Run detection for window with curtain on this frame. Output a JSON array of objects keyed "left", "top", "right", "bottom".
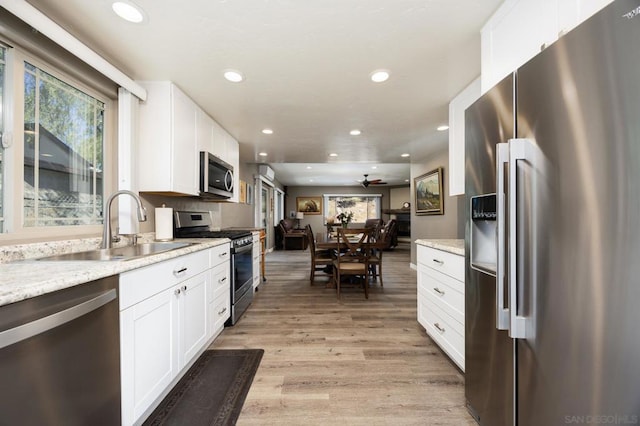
[
  {"left": 23, "top": 61, "right": 105, "bottom": 227},
  {"left": 323, "top": 194, "right": 382, "bottom": 224}
]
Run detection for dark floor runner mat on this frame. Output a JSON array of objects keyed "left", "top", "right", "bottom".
[{"left": 144, "top": 349, "right": 264, "bottom": 426}]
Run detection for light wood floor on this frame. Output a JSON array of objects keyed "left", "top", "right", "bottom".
[{"left": 211, "top": 243, "right": 476, "bottom": 425}]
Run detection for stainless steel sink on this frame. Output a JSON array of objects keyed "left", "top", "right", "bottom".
[{"left": 36, "top": 242, "right": 195, "bottom": 261}]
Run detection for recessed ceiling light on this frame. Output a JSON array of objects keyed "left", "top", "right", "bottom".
[
  {"left": 309, "top": 179, "right": 314, "bottom": 182},
  {"left": 223, "top": 70, "right": 244, "bottom": 83},
  {"left": 437, "top": 125, "right": 450, "bottom": 131},
  {"left": 258, "top": 152, "right": 268, "bottom": 157},
  {"left": 371, "top": 166, "right": 377, "bottom": 169},
  {"left": 405, "top": 179, "right": 410, "bottom": 182},
  {"left": 350, "top": 129, "right": 361, "bottom": 136},
  {"left": 306, "top": 166, "right": 312, "bottom": 169},
  {"left": 262, "top": 128, "right": 273, "bottom": 135},
  {"left": 401, "top": 153, "right": 410, "bottom": 157},
  {"left": 370, "top": 70, "right": 390, "bottom": 83},
  {"left": 40, "top": 153, "right": 53, "bottom": 157},
  {"left": 329, "top": 153, "right": 338, "bottom": 157},
  {"left": 112, "top": 1, "right": 146, "bottom": 23}
]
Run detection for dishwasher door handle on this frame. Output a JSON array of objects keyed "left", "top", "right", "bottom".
[{"left": 0, "top": 289, "right": 117, "bottom": 349}]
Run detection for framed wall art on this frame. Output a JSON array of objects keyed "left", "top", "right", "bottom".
[
  {"left": 296, "top": 196, "right": 322, "bottom": 215},
  {"left": 414, "top": 167, "right": 444, "bottom": 215}
]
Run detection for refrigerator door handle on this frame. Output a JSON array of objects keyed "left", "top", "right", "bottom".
[
  {"left": 508, "top": 138, "right": 531, "bottom": 339},
  {"left": 496, "top": 142, "right": 510, "bottom": 331}
]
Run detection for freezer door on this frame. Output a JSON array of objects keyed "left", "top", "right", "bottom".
[
  {"left": 464, "top": 73, "right": 515, "bottom": 426},
  {"left": 515, "top": 1, "right": 640, "bottom": 424}
]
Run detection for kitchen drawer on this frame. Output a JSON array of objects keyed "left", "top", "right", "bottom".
[
  {"left": 419, "top": 293, "right": 465, "bottom": 370},
  {"left": 120, "top": 249, "right": 209, "bottom": 310},
  {"left": 417, "top": 245, "right": 464, "bottom": 282},
  {"left": 418, "top": 266, "right": 464, "bottom": 323},
  {"left": 209, "top": 261, "right": 230, "bottom": 302},
  {"left": 209, "top": 243, "right": 231, "bottom": 268},
  {"left": 210, "top": 292, "right": 230, "bottom": 337}
]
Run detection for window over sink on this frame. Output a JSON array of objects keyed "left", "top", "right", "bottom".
[{"left": 23, "top": 62, "right": 105, "bottom": 227}]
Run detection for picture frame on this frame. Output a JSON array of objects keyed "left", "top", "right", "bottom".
[
  {"left": 296, "top": 196, "right": 322, "bottom": 215},
  {"left": 239, "top": 180, "right": 247, "bottom": 203},
  {"left": 414, "top": 167, "right": 444, "bottom": 215},
  {"left": 246, "top": 183, "right": 254, "bottom": 205}
]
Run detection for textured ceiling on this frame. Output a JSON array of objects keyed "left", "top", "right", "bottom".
[{"left": 23, "top": 0, "right": 503, "bottom": 186}]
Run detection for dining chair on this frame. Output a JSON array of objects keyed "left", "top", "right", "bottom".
[
  {"left": 332, "top": 227, "right": 373, "bottom": 299},
  {"left": 305, "top": 225, "right": 334, "bottom": 285},
  {"left": 368, "top": 229, "right": 384, "bottom": 286}
]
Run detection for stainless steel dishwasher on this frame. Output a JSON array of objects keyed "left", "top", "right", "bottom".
[{"left": 0, "top": 275, "right": 121, "bottom": 425}]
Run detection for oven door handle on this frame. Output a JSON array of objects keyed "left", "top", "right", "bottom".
[{"left": 233, "top": 243, "right": 253, "bottom": 255}]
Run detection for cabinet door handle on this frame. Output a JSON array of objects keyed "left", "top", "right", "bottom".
[
  {"left": 434, "top": 323, "right": 446, "bottom": 333},
  {"left": 433, "top": 287, "right": 445, "bottom": 296},
  {"left": 174, "top": 288, "right": 181, "bottom": 296},
  {"left": 181, "top": 285, "right": 187, "bottom": 291},
  {"left": 174, "top": 267, "right": 187, "bottom": 276},
  {"left": 219, "top": 252, "right": 228, "bottom": 257},
  {"left": 432, "top": 259, "right": 444, "bottom": 265},
  {"left": 218, "top": 307, "right": 227, "bottom": 315},
  {"left": 219, "top": 277, "right": 227, "bottom": 283}
]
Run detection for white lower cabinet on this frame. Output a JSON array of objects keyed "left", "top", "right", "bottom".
[
  {"left": 120, "top": 286, "right": 179, "bottom": 426},
  {"left": 417, "top": 244, "right": 465, "bottom": 371},
  {"left": 119, "top": 244, "right": 230, "bottom": 426}
]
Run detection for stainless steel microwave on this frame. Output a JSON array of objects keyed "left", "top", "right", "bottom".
[{"left": 199, "top": 151, "right": 234, "bottom": 199}]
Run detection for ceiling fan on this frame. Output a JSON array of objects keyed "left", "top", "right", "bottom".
[{"left": 361, "top": 174, "right": 387, "bottom": 188}]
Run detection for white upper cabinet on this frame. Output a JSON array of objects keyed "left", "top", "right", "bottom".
[
  {"left": 481, "top": 0, "right": 613, "bottom": 92},
  {"left": 448, "top": 77, "right": 481, "bottom": 196},
  {"left": 138, "top": 81, "right": 199, "bottom": 195},
  {"left": 138, "top": 81, "right": 241, "bottom": 201}
]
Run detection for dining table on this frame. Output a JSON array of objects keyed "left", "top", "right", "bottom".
[{"left": 315, "top": 232, "right": 384, "bottom": 250}]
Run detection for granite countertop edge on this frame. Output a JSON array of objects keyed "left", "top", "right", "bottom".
[
  {"left": 0, "top": 238, "right": 230, "bottom": 307},
  {"left": 414, "top": 238, "right": 465, "bottom": 256}
]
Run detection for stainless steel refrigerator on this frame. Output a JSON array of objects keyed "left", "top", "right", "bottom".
[{"left": 465, "top": 1, "right": 640, "bottom": 425}]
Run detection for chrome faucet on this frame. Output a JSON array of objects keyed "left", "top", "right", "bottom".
[{"left": 101, "top": 190, "right": 148, "bottom": 249}]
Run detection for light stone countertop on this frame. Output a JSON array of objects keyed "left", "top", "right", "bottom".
[
  {"left": 415, "top": 238, "right": 465, "bottom": 256},
  {"left": 0, "top": 238, "right": 230, "bottom": 307}
]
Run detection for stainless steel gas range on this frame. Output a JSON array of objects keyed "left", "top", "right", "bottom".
[{"left": 174, "top": 211, "right": 253, "bottom": 325}]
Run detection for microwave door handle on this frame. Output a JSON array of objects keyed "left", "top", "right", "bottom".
[
  {"left": 224, "top": 170, "right": 234, "bottom": 192},
  {"left": 496, "top": 142, "right": 510, "bottom": 331}
]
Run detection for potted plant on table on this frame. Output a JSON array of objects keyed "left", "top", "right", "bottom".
[{"left": 336, "top": 211, "right": 354, "bottom": 228}]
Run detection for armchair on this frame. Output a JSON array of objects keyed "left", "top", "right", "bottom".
[{"left": 277, "top": 218, "right": 308, "bottom": 250}]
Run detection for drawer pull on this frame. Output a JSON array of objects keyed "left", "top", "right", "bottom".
[
  {"left": 174, "top": 267, "right": 188, "bottom": 275},
  {"left": 217, "top": 307, "right": 227, "bottom": 315},
  {"left": 432, "top": 259, "right": 444, "bottom": 265},
  {"left": 434, "top": 323, "right": 446, "bottom": 333},
  {"left": 219, "top": 252, "right": 228, "bottom": 257},
  {"left": 219, "top": 277, "right": 227, "bottom": 283},
  {"left": 181, "top": 285, "right": 187, "bottom": 291},
  {"left": 174, "top": 288, "right": 181, "bottom": 296},
  {"left": 433, "top": 287, "right": 445, "bottom": 296}
]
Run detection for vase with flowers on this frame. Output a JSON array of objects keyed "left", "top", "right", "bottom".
[{"left": 336, "top": 211, "right": 354, "bottom": 228}]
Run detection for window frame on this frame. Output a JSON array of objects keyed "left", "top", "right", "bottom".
[
  {"left": 322, "top": 193, "right": 383, "bottom": 224},
  {"left": 0, "top": 45, "right": 116, "bottom": 243}
]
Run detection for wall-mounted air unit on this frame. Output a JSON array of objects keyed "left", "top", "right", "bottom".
[{"left": 259, "top": 165, "right": 275, "bottom": 181}]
